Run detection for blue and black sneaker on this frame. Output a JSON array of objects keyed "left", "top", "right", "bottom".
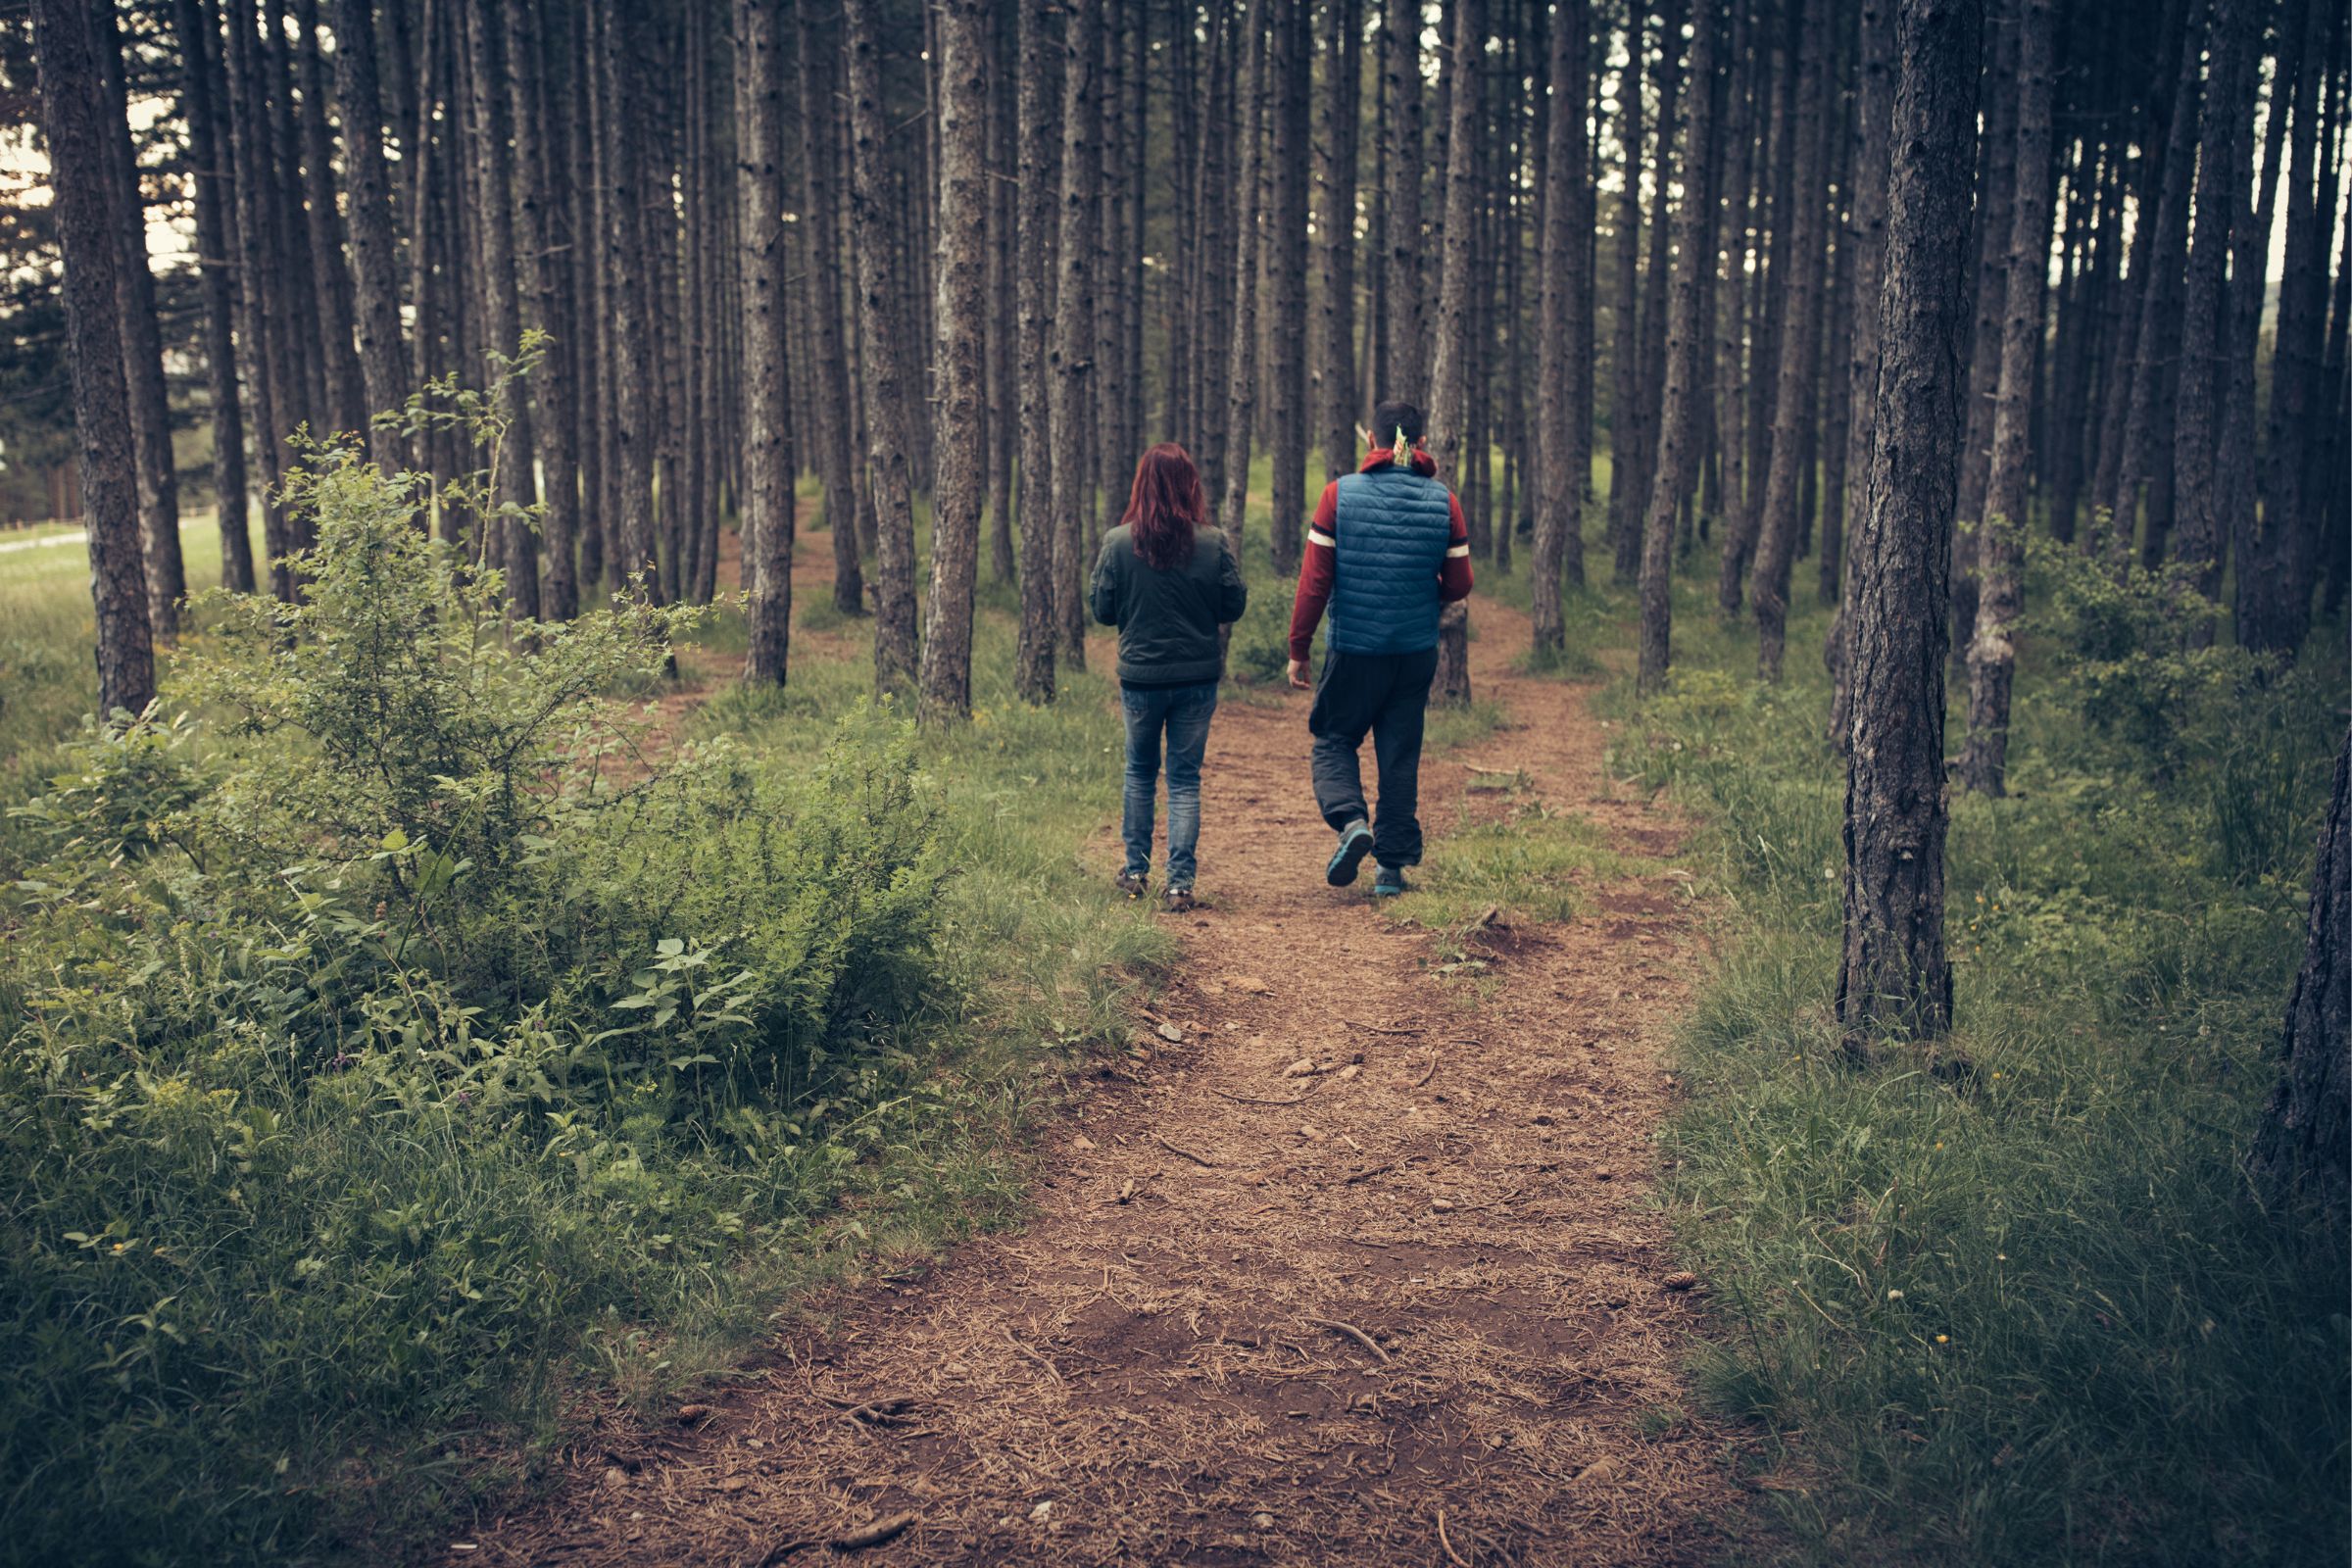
[
  {"left": 1326, "top": 819, "right": 1374, "bottom": 887},
  {"left": 1371, "top": 863, "right": 1411, "bottom": 898}
]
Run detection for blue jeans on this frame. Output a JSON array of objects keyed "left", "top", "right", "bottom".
[{"left": 1120, "top": 680, "right": 1219, "bottom": 889}]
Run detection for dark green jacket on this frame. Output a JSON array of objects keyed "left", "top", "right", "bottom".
[{"left": 1089, "top": 523, "right": 1248, "bottom": 687}]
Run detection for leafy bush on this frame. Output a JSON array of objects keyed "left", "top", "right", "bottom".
[{"left": 0, "top": 444, "right": 967, "bottom": 1562}]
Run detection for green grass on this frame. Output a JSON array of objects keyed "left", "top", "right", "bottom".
[
  {"left": 1611, "top": 548, "right": 2350, "bottom": 1567},
  {"left": 0, "top": 490, "right": 1174, "bottom": 1563}
]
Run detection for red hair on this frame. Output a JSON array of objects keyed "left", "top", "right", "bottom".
[{"left": 1123, "top": 443, "right": 1206, "bottom": 570}]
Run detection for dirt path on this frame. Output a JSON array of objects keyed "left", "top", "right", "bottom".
[{"left": 455, "top": 596, "right": 1743, "bottom": 1566}]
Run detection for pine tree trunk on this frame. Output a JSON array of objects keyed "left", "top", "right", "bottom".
[
  {"left": 600, "top": 0, "right": 661, "bottom": 601},
  {"left": 1051, "top": 0, "right": 1099, "bottom": 662},
  {"left": 294, "top": 0, "right": 368, "bottom": 436},
  {"left": 1384, "top": 0, "right": 1428, "bottom": 396},
  {"left": 1013, "top": 0, "right": 1059, "bottom": 702},
  {"left": 1534, "top": 0, "right": 1592, "bottom": 652},
  {"left": 920, "top": 0, "right": 991, "bottom": 722},
  {"left": 31, "top": 0, "right": 156, "bottom": 716},
  {"left": 1837, "top": 0, "right": 1978, "bottom": 1054},
  {"left": 1269, "top": 0, "right": 1313, "bottom": 577},
  {"left": 2226, "top": 0, "right": 2296, "bottom": 651},
  {"left": 1635, "top": 0, "right": 1718, "bottom": 694},
  {"left": 1748, "top": 0, "right": 1833, "bottom": 682},
  {"left": 2104, "top": 0, "right": 2206, "bottom": 572},
  {"left": 1949, "top": 0, "right": 2019, "bottom": 652},
  {"left": 1316, "top": 0, "right": 1366, "bottom": 483},
  {"left": 2168, "top": 0, "right": 2256, "bottom": 617},
  {"left": 223, "top": 0, "right": 297, "bottom": 599},
  {"left": 988, "top": 0, "right": 1018, "bottom": 586},
  {"left": 505, "top": 0, "right": 579, "bottom": 617},
  {"left": 2250, "top": 727, "right": 2352, "bottom": 1211},
  {"left": 1607, "top": 5, "right": 1645, "bottom": 585},
  {"left": 1624, "top": 0, "right": 1685, "bottom": 582},
  {"left": 1428, "top": 0, "right": 1482, "bottom": 708},
  {"left": 1825, "top": 0, "right": 1890, "bottom": 742},
  {"left": 461, "top": 0, "right": 539, "bottom": 616},
  {"left": 793, "top": 0, "right": 864, "bottom": 617},
  {"left": 845, "top": 0, "right": 923, "bottom": 696},
  {"left": 1816, "top": 57, "right": 1857, "bottom": 606},
  {"left": 176, "top": 0, "right": 257, "bottom": 592},
  {"left": 97, "top": 10, "right": 186, "bottom": 638},
  {"left": 1958, "top": 0, "right": 2053, "bottom": 796},
  {"left": 736, "top": 0, "right": 792, "bottom": 683},
  {"left": 333, "top": 0, "right": 407, "bottom": 470},
  {"left": 1218, "top": 0, "right": 1271, "bottom": 559}
]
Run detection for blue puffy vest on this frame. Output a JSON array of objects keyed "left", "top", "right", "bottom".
[{"left": 1327, "top": 466, "right": 1453, "bottom": 655}]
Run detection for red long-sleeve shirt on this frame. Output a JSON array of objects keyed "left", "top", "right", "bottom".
[{"left": 1288, "top": 446, "right": 1474, "bottom": 662}]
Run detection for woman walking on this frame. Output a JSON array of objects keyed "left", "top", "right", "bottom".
[{"left": 1090, "top": 443, "right": 1248, "bottom": 911}]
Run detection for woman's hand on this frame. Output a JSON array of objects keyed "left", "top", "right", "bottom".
[{"left": 1287, "top": 658, "right": 1311, "bottom": 690}]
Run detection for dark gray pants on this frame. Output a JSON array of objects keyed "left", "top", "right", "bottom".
[{"left": 1307, "top": 645, "right": 1439, "bottom": 867}]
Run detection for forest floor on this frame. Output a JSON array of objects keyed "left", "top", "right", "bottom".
[{"left": 447, "top": 580, "right": 1756, "bottom": 1567}]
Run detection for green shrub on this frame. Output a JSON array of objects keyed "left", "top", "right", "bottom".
[{"left": 0, "top": 443, "right": 983, "bottom": 1563}]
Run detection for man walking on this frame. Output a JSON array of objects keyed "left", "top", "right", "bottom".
[{"left": 1286, "top": 398, "right": 1474, "bottom": 897}]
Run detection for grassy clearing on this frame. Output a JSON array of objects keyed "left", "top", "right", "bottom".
[{"left": 1610, "top": 550, "right": 2349, "bottom": 1567}]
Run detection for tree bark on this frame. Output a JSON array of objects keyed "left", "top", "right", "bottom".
[
  {"left": 222, "top": 0, "right": 297, "bottom": 598},
  {"left": 845, "top": 0, "right": 923, "bottom": 696},
  {"left": 333, "top": 0, "right": 407, "bottom": 471},
  {"left": 1958, "top": 0, "right": 2054, "bottom": 796},
  {"left": 1316, "top": 0, "right": 1367, "bottom": 483},
  {"left": 1428, "top": 0, "right": 1482, "bottom": 707},
  {"left": 1634, "top": 0, "right": 1718, "bottom": 694},
  {"left": 176, "top": 0, "right": 257, "bottom": 592},
  {"left": 1534, "top": 0, "right": 1593, "bottom": 654},
  {"left": 505, "top": 0, "right": 580, "bottom": 617},
  {"left": 1607, "top": 5, "right": 1645, "bottom": 585},
  {"left": 988, "top": 0, "right": 1018, "bottom": 586},
  {"left": 32, "top": 0, "right": 156, "bottom": 717},
  {"left": 921, "top": 0, "right": 991, "bottom": 722},
  {"left": 599, "top": 0, "right": 660, "bottom": 601},
  {"left": 1384, "top": 0, "right": 1428, "bottom": 397},
  {"left": 1748, "top": 0, "right": 1834, "bottom": 682},
  {"left": 1826, "top": 0, "right": 1890, "bottom": 743},
  {"left": 460, "top": 0, "right": 538, "bottom": 614},
  {"left": 1013, "top": 0, "right": 1058, "bottom": 702},
  {"left": 1218, "top": 0, "right": 1271, "bottom": 560},
  {"left": 1624, "top": 0, "right": 1685, "bottom": 582},
  {"left": 1836, "top": 0, "right": 1977, "bottom": 1054},
  {"left": 794, "top": 0, "right": 865, "bottom": 617},
  {"left": 293, "top": 0, "right": 368, "bottom": 437},
  {"left": 1051, "top": 0, "right": 1100, "bottom": 663},
  {"left": 2168, "top": 0, "right": 2257, "bottom": 617},
  {"left": 2250, "top": 727, "right": 2352, "bottom": 1211},
  {"left": 1949, "top": 0, "right": 2019, "bottom": 652},
  {"left": 1269, "top": 0, "right": 1313, "bottom": 577},
  {"left": 97, "top": 8, "right": 186, "bottom": 638},
  {"left": 736, "top": 0, "right": 793, "bottom": 683}
]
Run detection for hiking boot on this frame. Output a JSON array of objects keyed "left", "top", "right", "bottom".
[
  {"left": 1164, "top": 886, "right": 1198, "bottom": 913},
  {"left": 1115, "top": 869, "right": 1149, "bottom": 899},
  {"left": 1326, "top": 819, "right": 1375, "bottom": 887},
  {"left": 1371, "top": 864, "right": 1411, "bottom": 898}
]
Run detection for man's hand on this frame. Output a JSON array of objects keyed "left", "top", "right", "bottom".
[{"left": 1287, "top": 658, "right": 1311, "bottom": 691}]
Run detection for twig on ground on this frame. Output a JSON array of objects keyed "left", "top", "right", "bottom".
[
  {"left": 1304, "top": 1317, "right": 1392, "bottom": 1365},
  {"left": 1436, "top": 1508, "right": 1472, "bottom": 1566},
  {"left": 1153, "top": 1132, "right": 1220, "bottom": 1167},
  {"left": 829, "top": 1512, "right": 917, "bottom": 1550},
  {"left": 1343, "top": 1161, "right": 1396, "bottom": 1185},
  {"left": 837, "top": 1396, "right": 913, "bottom": 1427},
  {"left": 1343, "top": 1017, "right": 1422, "bottom": 1035},
  {"left": 1206, "top": 1083, "right": 1320, "bottom": 1105},
  {"left": 1410, "top": 1052, "right": 1440, "bottom": 1089},
  {"left": 1004, "top": 1330, "right": 1065, "bottom": 1386}
]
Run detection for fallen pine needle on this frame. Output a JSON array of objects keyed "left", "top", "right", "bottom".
[
  {"left": 1305, "top": 1317, "right": 1392, "bottom": 1364},
  {"left": 1437, "top": 1508, "right": 1472, "bottom": 1567},
  {"left": 1153, "top": 1133, "right": 1220, "bottom": 1167}
]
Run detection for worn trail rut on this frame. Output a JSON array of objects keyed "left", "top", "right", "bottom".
[{"left": 457, "top": 596, "right": 1742, "bottom": 1566}]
